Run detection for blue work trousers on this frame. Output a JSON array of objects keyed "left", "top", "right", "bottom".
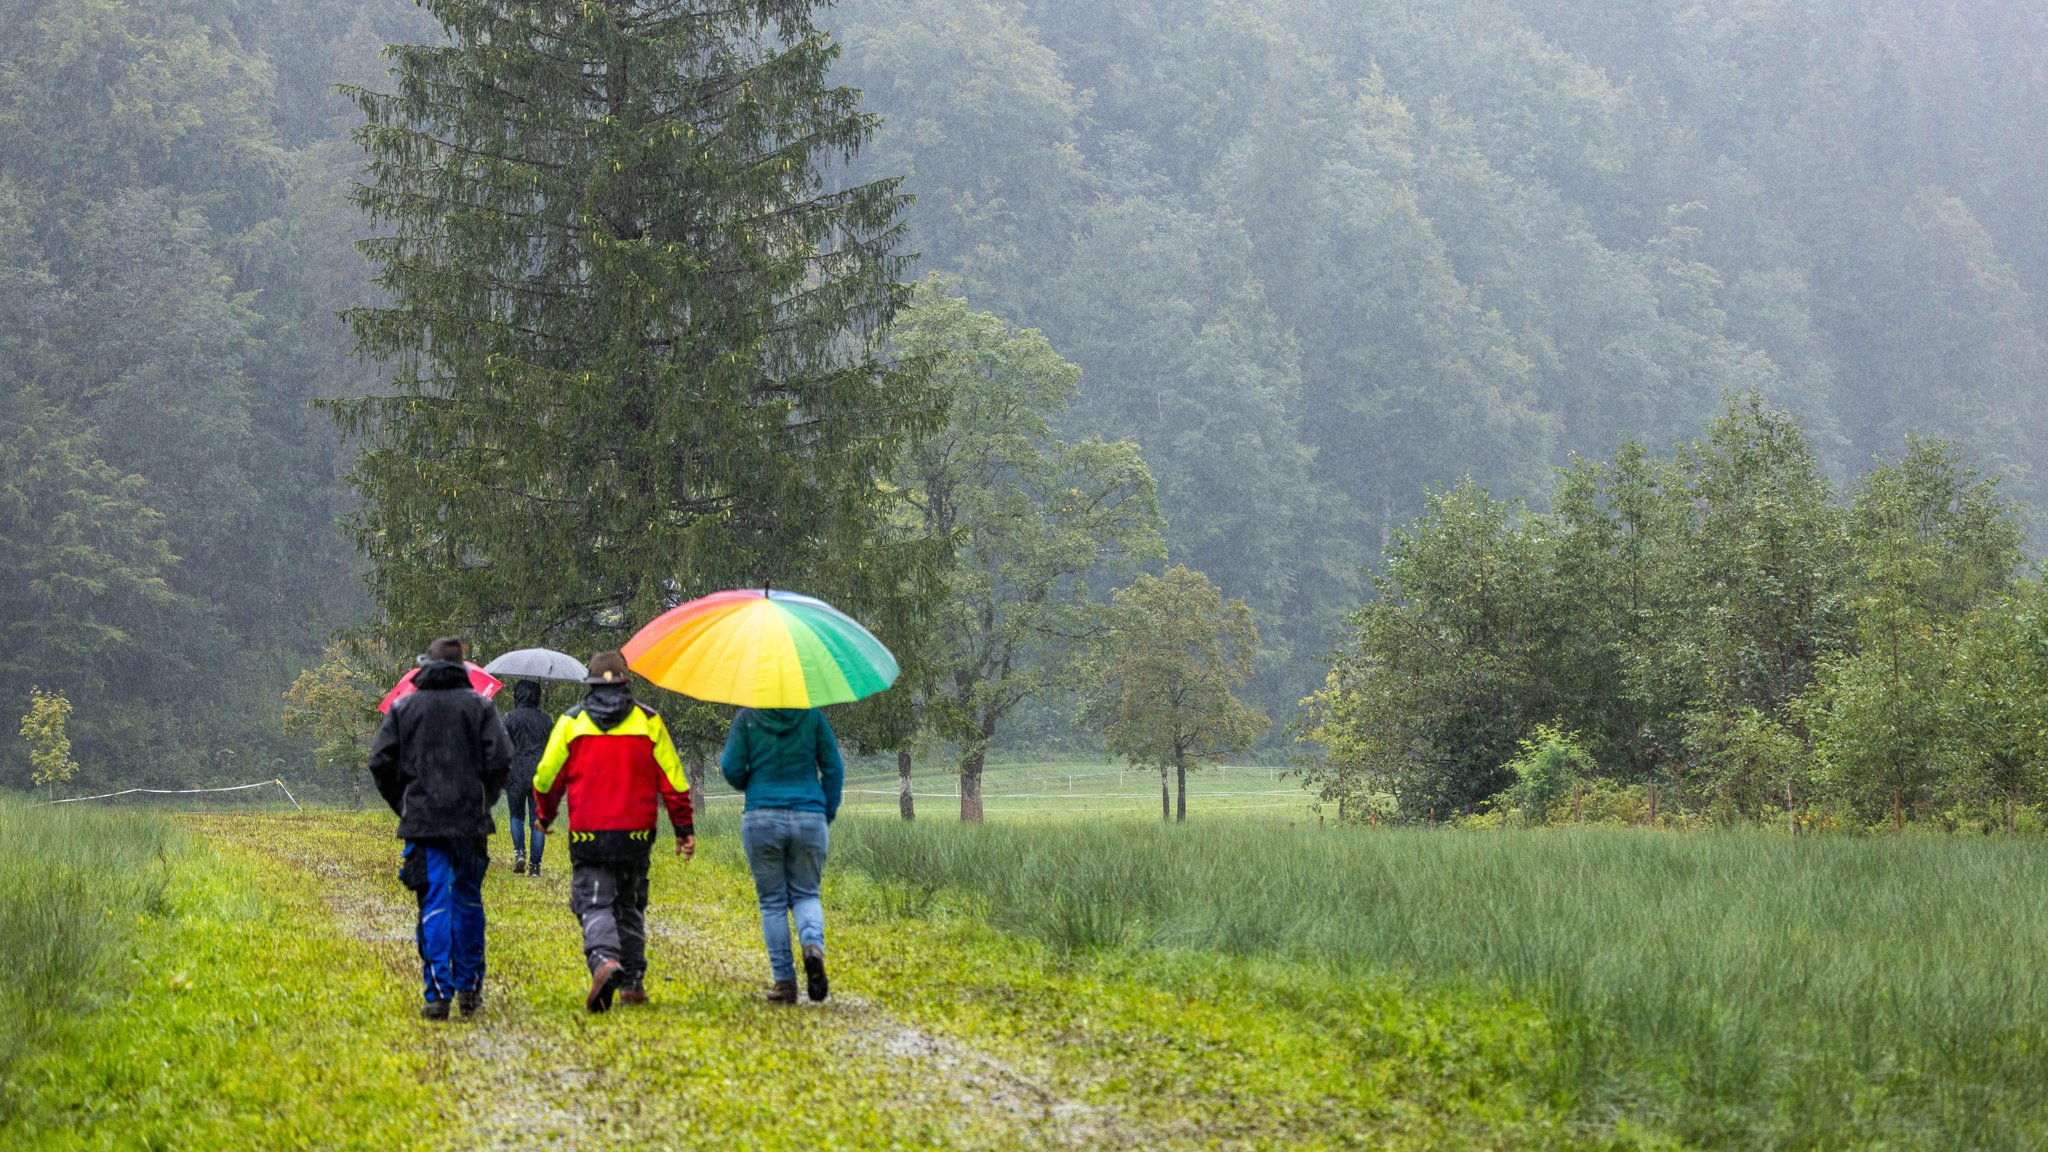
[
  {"left": 740, "top": 808, "right": 828, "bottom": 983},
  {"left": 403, "top": 838, "right": 489, "bottom": 1003}
]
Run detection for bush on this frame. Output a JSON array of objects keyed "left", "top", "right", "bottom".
[{"left": 1500, "top": 724, "right": 1597, "bottom": 825}]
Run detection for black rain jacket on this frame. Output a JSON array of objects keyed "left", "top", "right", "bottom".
[
  {"left": 368, "top": 660, "right": 511, "bottom": 840},
  {"left": 501, "top": 680, "right": 554, "bottom": 799}
]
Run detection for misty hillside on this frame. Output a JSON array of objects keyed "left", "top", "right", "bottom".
[
  {"left": 3, "top": 0, "right": 2044, "bottom": 784},
  {"left": 827, "top": 0, "right": 2048, "bottom": 707}
]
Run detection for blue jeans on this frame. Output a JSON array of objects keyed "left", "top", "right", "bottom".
[
  {"left": 503, "top": 784, "right": 545, "bottom": 865},
  {"left": 740, "top": 808, "right": 828, "bottom": 983},
  {"left": 403, "top": 839, "right": 488, "bottom": 1003}
]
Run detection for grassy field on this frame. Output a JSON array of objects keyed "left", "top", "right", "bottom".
[
  {"left": 698, "top": 758, "right": 1316, "bottom": 822},
  {"left": 0, "top": 809, "right": 1577, "bottom": 1150},
  {"left": 836, "top": 818, "right": 2048, "bottom": 1150},
  {"left": 0, "top": 799, "right": 180, "bottom": 1078},
  {"left": 8, "top": 791, "right": 2041, "bottom": 1149}
]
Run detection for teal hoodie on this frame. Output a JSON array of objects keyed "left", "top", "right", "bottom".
[{"left": 718, "top": 708, "right": 845, "bottom": 821}]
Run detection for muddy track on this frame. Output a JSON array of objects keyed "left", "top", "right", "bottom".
[{"left": 193, "top": 820, "right": 1152, "bottom": 1150}]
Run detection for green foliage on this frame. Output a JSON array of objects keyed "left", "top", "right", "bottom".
[
  {"left": 279, "top": 642, "right": 389, "bottom": 805},
  {"left": 0, "top": 383, "right": 185, "bottom": 789},
  {"left": 1297, "top": 478, "right": 1554, "bottom": 819},
  {"left": 1083, "top": 566, "right": 1268, "bottom": 822},
  {"left": 332, "top": 0, "right": 943, "bottom": 671},
  {"left": 887, "top": 280, "right": 1164, "bottom": 819},
  {"left": 1500, "top": 724, "right": 1595, "bottom": 825},
  {"left": 1947, "top": 581, "right": 2048, "bottom": 831},
  {"left": 1303, "top": 394, "right": 2038, "bottom": 826},
  {"left": 0, "top": 0, "right": 370, "bottom": 792},
  {"left": 18, "top": 688, "right": 78, "bottom": 790},
  {"left": 1803, "top": 439, "right": 2025, "bottom": 827},
  {"left": 10, "top": 0, "right": 2048, "bottom": 785}
]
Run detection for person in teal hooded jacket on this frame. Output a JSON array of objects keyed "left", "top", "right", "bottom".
[{"left": 720, "top": 707, "right": 844, "bottom": 1003}]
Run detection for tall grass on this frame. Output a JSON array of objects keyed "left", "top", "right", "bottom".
[
  {"left": 836, "top": 819, "right": 2048, "bottom": 1149},
  {"left": 0, "top": 798, "right": 180, "bottom": 1079}
]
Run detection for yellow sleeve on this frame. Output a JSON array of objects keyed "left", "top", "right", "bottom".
[
  {"left": 647, "top": 714, "right": 690, "bottom": 793},
  {"left": 533, "top": 715, "right": 574, "bottom": 793}
]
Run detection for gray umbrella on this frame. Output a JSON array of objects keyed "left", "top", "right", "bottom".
[{"left": 482, "top": 648, "right": 588, "bottom": 682}]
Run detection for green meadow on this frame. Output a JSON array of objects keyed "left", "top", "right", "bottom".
[
  {"left": 702, "top": 759, "right": 1317, "bottom": 822},
  {"left": 3, "top": 793, "right": 2043, "bottom": 1149}
]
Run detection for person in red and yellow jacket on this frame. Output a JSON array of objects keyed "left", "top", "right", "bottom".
[{"left": 533, "top": 651, "right": 695, "bottom": 1012}]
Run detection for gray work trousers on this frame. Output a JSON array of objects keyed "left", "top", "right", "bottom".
[{"left": 569, "top": 856, "right": 650, "bottom": 988}]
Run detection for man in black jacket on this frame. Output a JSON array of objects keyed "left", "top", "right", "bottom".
[
  {"left": 500, "top": 680, "right": 553, "bottom": 876},
  {"left": 368, "top": 636, "right": 511, "bottom": 1020}
]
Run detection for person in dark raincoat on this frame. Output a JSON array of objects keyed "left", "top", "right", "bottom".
[
  {"left": 500, "top": 680, "right": 553, "bottom": 875},
  {"left": 533, "top": 652, "right": 695, "bottom": 1012},
  {"left": 368, "top": 636, "right": 511, "bottom": 1020}
]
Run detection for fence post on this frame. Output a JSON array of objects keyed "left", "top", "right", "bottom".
[
  {"left": 1786, "top": 779, "right": 1796, "bottom": 837},
  {"left": 1572, "top": 782, "right": 1582, "bottom": 824},
  {"left": 1647, "top": 784, "right": 1657, "bottom": 828}
]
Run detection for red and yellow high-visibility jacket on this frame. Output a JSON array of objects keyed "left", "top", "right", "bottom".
[{"left": 533, "top": 699, "right": 694, "bottom": 862}]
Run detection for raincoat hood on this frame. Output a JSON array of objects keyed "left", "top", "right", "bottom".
[
  {"left": 748, "top": 708, "right": 807, "bottom": 735},
  {"left": 512, "top": 680, "right": 544, "bottom": 708},
  {"left": 583, "top": 683, "right": 636, "bottom": 730}
]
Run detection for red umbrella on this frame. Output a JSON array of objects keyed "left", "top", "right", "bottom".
[{"left": 378, "top": 662, "right": 504, "bottom": 713}]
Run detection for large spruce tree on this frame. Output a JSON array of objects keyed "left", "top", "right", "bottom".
[{"left": 336, "top": 0, "right": 939, "bottom": 662}]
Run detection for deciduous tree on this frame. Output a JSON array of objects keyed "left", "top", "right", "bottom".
[
  {"left": 1084, "top": 566, "right": 1267, "bottom": 823},
  {"left": 888, "top": 281, "right": 1162, "bottom": 821}
]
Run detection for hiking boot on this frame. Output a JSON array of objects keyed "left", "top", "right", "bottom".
[
  {"left": 802, "top": 945, "right": 829, "bottom": 1003},
  {"left": 617, "top": 987, "right": 648, "bottom": 1006},
  {"left": 527, "top": 860, "right": 543, "bottom": 878},
  {"left": 765, "top": 980, "right": 798, "bottom": 1004},
  {"left": 458, "top": 988, "right": 482, "bottom": 1017},
  {"left": 512, "top": 855, "right": 527, "bottom": 875},
  {"left": 585, "top": 958, "right": 624, "bottom": 1013},
  {"left": 420, "top": 999, "right": 451, "bottom": 1021}
]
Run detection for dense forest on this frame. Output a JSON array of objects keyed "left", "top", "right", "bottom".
[{"left": 5, "top": 0, "right": 2046, "bottom": 799}]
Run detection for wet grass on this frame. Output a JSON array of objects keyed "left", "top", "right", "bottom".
[
  {"left": 4, "top": 810, "right": 1590, "bottom": 1150},
  {"left": 835, "top": 818, "right": 2048, "bottom": 1150},
  {"left": 0, "top": 798, "right": 179, "bottom": 1082}
]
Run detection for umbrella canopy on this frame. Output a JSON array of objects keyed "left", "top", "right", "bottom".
[
  {"left": 378, "top": 662, "right": 504, "bottom": 713},
  {"left": 482, "top": 647, "right": 588, "bottom": 683},
  {"left": 623, "top": 589, "right": 899, "bottom": 708}
]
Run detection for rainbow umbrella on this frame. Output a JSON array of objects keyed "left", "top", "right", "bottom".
[{"left": 622, "top": 589, "right": 898, "bottom": 708}]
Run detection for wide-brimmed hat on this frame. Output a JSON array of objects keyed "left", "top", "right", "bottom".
[{"left": 583, "top": 650, "right": 632, "bottom": 686}]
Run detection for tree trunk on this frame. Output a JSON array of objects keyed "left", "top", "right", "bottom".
[
  {"left": 685, "top": 746, "right": 708, "bottom": 819},
  {"left": 1159, "top": 764, "right": 1170, "bottom": 823},
  {"left": 1174, "top": 757, "right": 1187, "bottom": 824},
  {"left": 1786, "top": 779, "right": 1796, "bottom": 837},
  {"left": 898, "top": 748, "right": 915, "bottom": 822},
  {"left": 1572, "top": 783, "right": 1582, "bottom": 824},
  {"left": 2007, "top": 792, "right": 2017, "bottom": 835},
  {"left": 1893, "top": 787, "right": 1904, "bottom": 833},
  {"left": 1647, "top": 784, "right": 1657, "bottom": 828},
  {"left": 960, "top": 748, "right": 985, "bottom": 824}
]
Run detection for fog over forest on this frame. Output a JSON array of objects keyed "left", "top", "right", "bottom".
[{"left": 4, "top": 0, "right": 2046, "bottom": 790}]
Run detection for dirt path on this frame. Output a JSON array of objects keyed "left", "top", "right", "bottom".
[{"left": 191, "top": 815, "right": 1148, "bottom": 1151}]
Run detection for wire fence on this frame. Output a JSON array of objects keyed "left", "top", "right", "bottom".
[{"left": 41, "top": 778, "right": 303, "bottom": 811}]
